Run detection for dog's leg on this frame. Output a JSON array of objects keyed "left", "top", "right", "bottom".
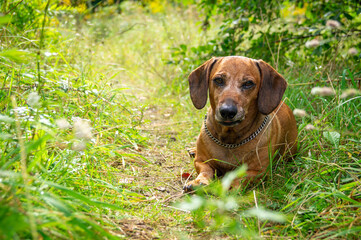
[{"left": 183, "top": 160, "right": 214, "bottom": 192}]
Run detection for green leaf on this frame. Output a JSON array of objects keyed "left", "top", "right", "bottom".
[
  {"left": 41, "top": 194, "right": 73, "bottom": 217},
  {"left": 245, "top": 207, "right": 286, "bottom": 223},
  {"left": 323, "top": 131, "right": 340, "bottom": 148},
  {"left": 333, "top": 191, "right": 361, "bottom": 206},
  {"left": 0, "top": 205, "right": 27, "bottom": 239},
  {"left": 0, "top": 15, "right": 12, "bottom": 25},
  {"left": 0, "top": 133, "right": 13, "bottom": 140},
  {"left": 45, "top": 181, "right": 124, "bottom": 210},
  {"left": 0, "top": 49, "right": 34, "bottom": 64},
  {"left": 221, "top": 165, "right": 247, "bottom": 190},
  {"left": 176, "top": 195, "right": 204, "bottom": 211},
  {"left": 0, "top": 114, "right": 14, "bottom": 123}
]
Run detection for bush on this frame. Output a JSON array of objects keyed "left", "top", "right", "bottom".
[{"left": 185, "top": 0, "right": 361, "bottom": 70}]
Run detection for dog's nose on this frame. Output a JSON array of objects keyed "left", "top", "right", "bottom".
[{"left": 219, "top": 104, "right": 237, "bottom": 120}]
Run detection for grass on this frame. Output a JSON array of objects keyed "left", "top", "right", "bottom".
[{"left": 1, "top": 1, "right": 360, "bottom": 239}]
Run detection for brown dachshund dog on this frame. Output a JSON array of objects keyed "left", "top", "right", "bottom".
[{"left": 184, "top": 56, "right": 298, "bottom": 191}]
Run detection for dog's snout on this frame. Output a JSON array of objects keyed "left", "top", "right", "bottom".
[{"left": 219, "top": 103, "right": 237, "bottom": 120}]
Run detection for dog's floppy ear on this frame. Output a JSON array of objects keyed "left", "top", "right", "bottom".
[
  {"left": 256, "top": 60, "right": 287, "bottom": 115},
  {"left": 188, "top": 57, "right": 218, "bottom": 109}
]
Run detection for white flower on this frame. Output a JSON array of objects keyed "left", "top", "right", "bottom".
[
  {"left": 39, "top": 115, "right": 52, "bottom": 126},
  {"left": 27, "top": 92, "right": 41, "bottom": 108},
  {"left": 305, "top": 124, "right": 316, "bottom": 130},
  {"left": 340, "top": 88, "right": 359, "bottom": 99},
  {"left": 326, "top": 20, "right": 341, "bottom": 29},
  {"left": 305, "top": 39, "right": 320, "bottom": 48},
  {"left": 73, "top": 119, "right": 92, "bottom": 140},
  {"left": 56, "top": 118, "right": 71, "bottom": 129},
  {"left": 44, "top": 52, "right": 58, "bottom": 57},
  {"left": 293, "top": 109, "right": 307, "bottom": 117},
  {"left": 311, "top": 87, "right": 335, "bottom": 96},
  {"left": 348, "top": 47, "right": 358, "bottom": 56},
  {"left": 58, "top": 79, "right": 70, "bottom": 90}
]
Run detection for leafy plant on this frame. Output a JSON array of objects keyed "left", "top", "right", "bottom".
[
  {"left": 177, "top": 0, "right": 361, "bottom": 71},
  {"left": 0, "top": 1, "right": 149, "bottom": 238},
  {"left": 176, "top": 166, "right": 288, "bottom": 238}
]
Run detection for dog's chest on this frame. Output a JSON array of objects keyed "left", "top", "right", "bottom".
[
  {"left": 199, "top": 127, "right": 272, "bottom": 173},
  {"left": 207, "top": 145, "right": 257, "bottom": 172}
]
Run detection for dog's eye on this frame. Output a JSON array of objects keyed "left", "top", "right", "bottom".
[
  {"left": 242, "top": 81, "right": 255, "bottom": 89},
  {"left": 213, "top": 78, "right": 224, "bottom": 86}
]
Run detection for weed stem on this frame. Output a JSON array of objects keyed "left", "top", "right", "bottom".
[{"left": 11, "top": 96, "right": 38, "bottom": 240}]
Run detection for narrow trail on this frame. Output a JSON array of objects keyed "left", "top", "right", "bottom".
[
  {"left": 109, "top": 80, "right": 199, "bottom": 238},
  {"left": 86, "top": 4, "right": 209, "bottom": 237}
]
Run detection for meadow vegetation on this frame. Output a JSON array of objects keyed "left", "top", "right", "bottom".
[{"left": 0, "top": 0, "right": 360, "bottom": 239}]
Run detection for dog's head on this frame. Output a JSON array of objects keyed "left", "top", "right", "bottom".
[{"left": 188, "top": 56, "right": 287, "bottom": 127}]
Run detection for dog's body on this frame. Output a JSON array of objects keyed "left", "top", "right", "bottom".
[{"left": 184, "top": 56, "right": 297, "bottom": 190}]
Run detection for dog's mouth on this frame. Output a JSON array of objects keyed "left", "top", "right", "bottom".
[
  {"left": 218, "top": 119, "right": 242, "bottom": 127},
  {"left": 215, "top": 107, "right": 245, "bottom": 127}
]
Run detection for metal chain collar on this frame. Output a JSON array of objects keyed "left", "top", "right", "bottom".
[{"left": 203, "top": 114, "right": 269, "bottom": 149}]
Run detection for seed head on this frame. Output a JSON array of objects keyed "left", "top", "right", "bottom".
[
  {"left": 293, "top": 109, "right": 307, "bottom": 117},
  {"left": 73, "top": 119, "right": 92, "bottom": 140},
  {"left": 27, "top": 92, "right": 41, "bottom": 108},
  {"left": 305, "top": 124, "right": 316, "bottom": 130},
  {"left": 56, "top": 118, "right": 71, "bottom": 129},
  {"left": 340, "top": 88, "right": 359, "bottom": 99},
  {"left": 348, "top": 47, "right": 358, "bottom": 56},
  {"left": 311, "top": 87, "right": 335, "bottom": 96},
  {"left": 326, "top": 20, "right": 341, "bottom": 29},
  {"left": 305, "top": 39, "right": 320, "bottom": 48}
]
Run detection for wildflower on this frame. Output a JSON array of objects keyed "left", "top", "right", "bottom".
[
  {"left": 73, "top": 119, "right": 92, "bottom": 140},
  {"left": 27, "top": 92, "right": 41, "bottom": 108},
  {"left": 340, "top": 88, "right": 359, "bottom": 99},
  {"left": 326, "top": 20, "right": 341, "bottom": 29},
  {"left": 348, "top": 47, "right": 358, "bottom": 56},
  {"left": 311, "top": 87, "right": 335, "bottom": 96},
  {"left": 56, "top": 118, "right": 71, "bottom": 129},
  {"left": 293, "top": 109, "right": 307, "bottom": 117},
  {"left": 305, "top": 124, "right": 316, "bottom": 130},
  {"left": 39, "top": 115, "right": 52, "bottom": 126},
  {"left": 305, "top": 39, "right": 320, "bottom": 48},
  {"left": 44, "top": 52, "right": 58, "bottom": 57},
  {"left": 119, "top": 178, "right": 134, "bottom": 184}
]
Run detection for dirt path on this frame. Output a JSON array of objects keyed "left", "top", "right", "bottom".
[
  {"left": 83, "top": 4, "right": 214, "bottom": 237},
  {"left": 108, "top": 101, "right": 200, "bottom": 238}
]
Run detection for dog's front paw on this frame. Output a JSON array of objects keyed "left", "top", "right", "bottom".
[
  {"left": 183, "top": 178, "right": 209, "bottom": 192},
  {"left": 186, "top": 147, "right": 196, "bottom": 159}
]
